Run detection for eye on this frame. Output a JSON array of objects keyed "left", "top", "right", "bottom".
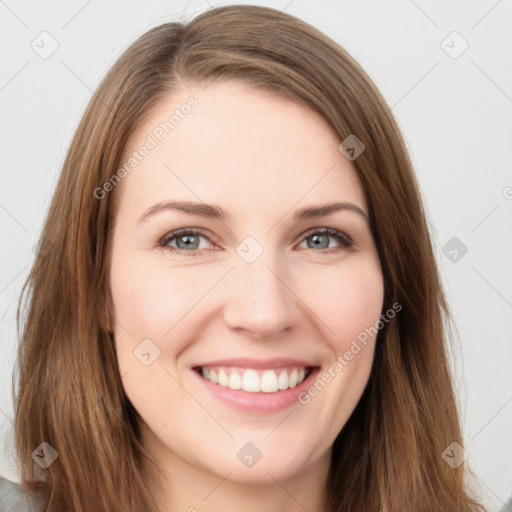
[
  {"left": 297, "top": 228, "right": 354, "bottom": 254},
  {"left": 158, "top": 227, "right": 354, "bottom": 256},
  {"left": 158, "top": 228, "right": 215, "bottom": 257}
]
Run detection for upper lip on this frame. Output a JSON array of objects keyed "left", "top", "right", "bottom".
[{"left": 193, "top": 357, "right": 319, "bottom": 370}]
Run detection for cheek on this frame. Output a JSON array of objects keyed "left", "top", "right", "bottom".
[
  {"left": 111, "top": 253, "right": 384, "bottom": 359},
  {"left": 297, "top": 260, "right": 384, "bottom": 351},
  {"left": 109, "top": 261, "right": 206, "bottom": 428},
  {"left": 110, "top": 257, "right": 220, "bottom": 377},
  {"left": 294, "top": 263, "right": 383, "bottom": 438},
  {"left": 111, "top": 259, "right": 207, "bottom": 334}
]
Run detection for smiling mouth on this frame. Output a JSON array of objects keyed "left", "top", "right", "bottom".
[{"left": 193, "top": 365, "right": 315, "bottom": 393}]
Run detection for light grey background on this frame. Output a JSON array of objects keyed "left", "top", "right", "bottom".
[{"left": 1, "top": 1, "right": 511, "bottom": 510}]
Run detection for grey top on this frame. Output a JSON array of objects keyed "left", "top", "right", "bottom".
[{"left": 0, "top": 477, "right": 45, "bottom": 512}]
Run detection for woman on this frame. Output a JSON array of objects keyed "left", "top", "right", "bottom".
[{"left": 5, "top": 4, "right": 487, "bottom": 511}]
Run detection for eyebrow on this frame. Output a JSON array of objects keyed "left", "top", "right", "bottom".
[{"left": 138, "top": 200, "right": 369, "bottom": 224}]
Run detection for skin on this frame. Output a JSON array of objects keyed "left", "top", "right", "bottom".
[{"left": 109, "top": 80, "right": 384, "bottom": 512}]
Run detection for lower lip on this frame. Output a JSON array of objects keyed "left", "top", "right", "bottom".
[{"left": 192, "top": 367, "right": 320, "bottom": 413}]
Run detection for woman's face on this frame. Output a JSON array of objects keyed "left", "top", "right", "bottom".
[{"left": 109, "top": 80, "right": 384, "bottom": 487}]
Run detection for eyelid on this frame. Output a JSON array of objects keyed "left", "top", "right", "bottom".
[{"left": 299, "top": 226, "right": 353, "bottom": 243}]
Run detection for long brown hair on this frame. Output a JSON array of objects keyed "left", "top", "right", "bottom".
[{"left": 13, "top": 5, "right": 486, "bottom": 511}]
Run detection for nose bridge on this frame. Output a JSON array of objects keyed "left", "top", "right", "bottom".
[{"left": 222, "top": 238, "right": 299, "bottom": 338}]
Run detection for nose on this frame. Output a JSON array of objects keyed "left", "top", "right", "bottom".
[{"left": 222, "top": 252, "right": 302, "bottom": 339}]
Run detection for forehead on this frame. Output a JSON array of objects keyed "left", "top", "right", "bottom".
[{"left": 116, "top": 80, "right": 367, "bottom": 220}]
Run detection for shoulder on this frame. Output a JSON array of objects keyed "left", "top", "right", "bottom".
[{"left": 0, "top": 475, "right": 45, "bottom": 512}]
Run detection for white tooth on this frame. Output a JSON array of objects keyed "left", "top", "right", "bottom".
[
  {"left": 297, "top": 368, "right": 306, "bottom": 384},
  {"left": 202, "top": 367, "right": 210, "bottom": 380},
  {"left": 277, "top": 370, "right": 289, "bottom": 390},
  {"left": 242, "top": 369, "right": 260, "bottom": 392},
  {"left": 209, "top": 369, "right": 218, "bottom": 384},
  {"left": 288, "top": 369, "right": 298, "bottom": 388},
  {"left": 261, "top": 370, "right": 278, "bottom": 393},
  {"left": 218, "top": 369, "right": 228, "bottom": 387},
  {"left": 228, "top": 371, "right": 242, "bottom": 390}
]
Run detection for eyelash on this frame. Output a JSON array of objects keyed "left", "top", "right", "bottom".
[{"left": 157, "top": 227, "right": 354, "bottom": 257}]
